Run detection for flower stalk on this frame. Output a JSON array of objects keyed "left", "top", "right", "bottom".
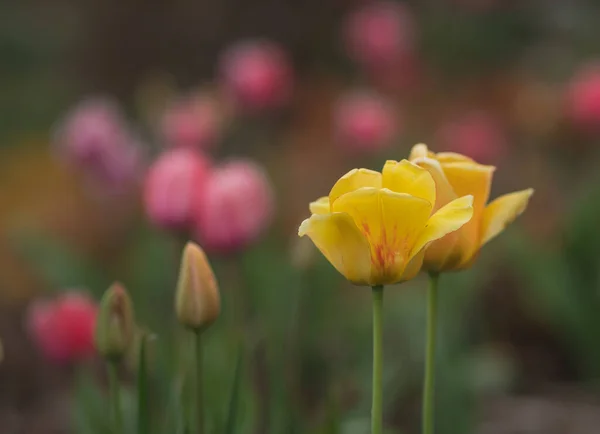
[
  {"left": 174, "top": 242, "right": 221, "bottom": 434},
  {"left": 195, "top": 330, "right": 204, "bottom": 434},
  {"left": 95, "top": 283, "right": 135, "bottom": 434},
  {"left": 371, "top": 285, "right": 384, "bottom": 434},
  {"left": 108, "top": 362, "right": 124, "bottom": 434},
  {"left": 422, "top": 273, "right": 439, "bottom": 434}
]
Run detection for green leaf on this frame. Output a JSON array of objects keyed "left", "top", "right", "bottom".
[
  {"left": 224, "top": 344, "right": 244, "bottom": 434},
  {"left": 137, "top": 333, "right": 154, "bottom": 434}
]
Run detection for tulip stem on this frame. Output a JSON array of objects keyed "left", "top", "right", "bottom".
[
  {"left": 195, "top": 330, "right": 205, "bottom": 434},
  {"left": 371, "top": 285, "right": 384, "bottom": 434},
  {"left": 108, "top": 362, "right": 123, "bottom": 434},
  {"left": 423, "top": 273, "right": 440, "bottom": 434}
]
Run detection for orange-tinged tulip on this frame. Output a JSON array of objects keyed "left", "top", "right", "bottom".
[
  {"left": 298, "top": 161, "right": 474, "bottom": 286},
  {"left": 409, "top": 143, "right": 534, "bottom": 273}
]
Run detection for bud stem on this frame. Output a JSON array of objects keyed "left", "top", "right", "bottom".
[
  {"left": 108, "top": 362, "right": 123, "bottom": 434},
  {"left": 195, "top": 330, "right": 205, "bottom": 434},
  {"left": 371, "top": 285, "right": 384, "bottom": 434},
  {"left": 422, "top": 273, "right": 440, "bottom": 434}
]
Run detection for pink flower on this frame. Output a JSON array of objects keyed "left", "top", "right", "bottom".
[
  {"left": 567, "top": 63, "right": 600, "bottom": 129},
  {"left": 435, "top": 111, "right": 506, "bottom": 164},
  {"left": 27, "top": 292, "right": 98, "bottom": 364},
  {"left": 219, "top": 40, "right": 293, "bottom": 111},
  {"left": 54, "top": 97, "right": 144, "bottom": 191},
  {"left": 193, "top": 160, "right": 273, "bottom": 253},
  {"left": 334, "top": 90, "right": 398, "bottom": 154},
  {"left": 161, "top": 94, "right": 221, "bottom": 149},
  {"left": 144, "top": 148, "right": 212, "bottom": 231},
  {"left": 343, "top": 1, "right": 415, "bottom": 68}
]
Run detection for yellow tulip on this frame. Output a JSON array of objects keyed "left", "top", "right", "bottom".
[
  {"left": 409, "top": 143, "right": 534, "bottom": 273},
  {"left": 298, "top": 160, "right": 475, "bottom": 286}
]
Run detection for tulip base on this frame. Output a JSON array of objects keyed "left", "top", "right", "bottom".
[{"left": 371, "top": 285, "right": 384, "bottom": 434}]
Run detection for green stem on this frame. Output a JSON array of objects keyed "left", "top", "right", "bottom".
[
  {"left": 195, "top": 331, "right": 204, "bottom": 434},
  {"left": 371, "top": 285, "right": 384, "bottom": 434},
  {"left": 108, "top": 362, "right": 123, "bottom": 434},
  {"left": 423, "top": 273, "right": 440, "bottom": 434}
]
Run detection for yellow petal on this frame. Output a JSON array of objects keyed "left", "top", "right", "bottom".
[
  {"left": 441, "top": 162, "right": 495, "bottom": 258},
  {"left": 382, "top": 159, "right": 436, "bottom": 204},
  {"left": 422, "top": 226, "right": 472, "bottom": 273},
  {"left": 408, "top": 143, "right": 434, "bottom": 160},
  {"left": 441, "top": 162, "right": 495, "bottom": 214},
  {"left": 329, "top": 168, "right": 382, "bottom": 206},
  {"left": 309, "top": 196, "right": 330, "bottom": 214},
  {"left": 410, "top": 157, "right": 457, "bottom": 211},
  {"left": 409, "top": 195, "right": 474, "bottom": 261},
  {"left": 332, "top": 187, "right": 432, "bottom": 285},
  {"left": 435, "top": 152, "right": 475, "bottom": 163},
  {"left": 398, "top": 249, "right": 425, "bottom": 282},
  {"left": 298, "top": 212, "right": 371, "bottom": 285},
  {"left": 480, "top": 188, "right": 534, "bottom": 246}
]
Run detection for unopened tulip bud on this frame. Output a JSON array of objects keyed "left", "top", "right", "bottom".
[
  {"left": 95, "top": 282, "right": 135, "bottom": 362},
  {"left": 175, "top": 242, "right": 220, "bottom": 331}
]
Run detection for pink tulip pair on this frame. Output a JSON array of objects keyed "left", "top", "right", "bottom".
[{"left": 144, "top": 149, "right": 273, "bottom": 253}]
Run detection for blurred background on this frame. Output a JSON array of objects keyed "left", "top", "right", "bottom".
[{"left": 2, "top": 0, "right": 600, "bottom": 433}]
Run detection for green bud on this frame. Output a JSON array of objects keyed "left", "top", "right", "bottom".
[
  {"left": 175, "top": 242, "right": 221, "bottom": 331},
  {"left": 95, "top": 282, "right": 135, "bottom": 362}
]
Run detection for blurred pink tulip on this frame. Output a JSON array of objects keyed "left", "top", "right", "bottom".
[
  {"left": 194, "top": 160, "right": 273, "bottom": 253},
  {"left": 161, "top": 95, "right": 221, "bottom": 149},
  {"left": 27, "top": 292, "right": 98, "bottom": 364},
  {"left": 343, "top": 1, "right": 415, "bottom": 68},
  {"left": 54, "top": 97, "right": 144, "bottom": 191},
  {"left": 567, "top": 63, "right": 600, "bottom": 129},
  {"left": 219, "top": 40, "right": 293, "bottom": 111},
  {"left": 334, "top": 91, "right": 398, "bottom": 153},
  {"left": 144, "top": 148, "right": 212, "bottom": 231},
  {"left": 435, "top": 111, "right": 506, "bottom": 164}
]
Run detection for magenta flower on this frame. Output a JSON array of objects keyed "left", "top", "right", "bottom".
[
  {"left": 54, "top": 97, "right": 144, "bottom": 191},
  {"left": 219, "top": 40, "right": 293, "bottom": 111},
  {"left": 193, "top": 160, "right": 274, "bottom": 253},
  {"left": 343, "top": 1, "right": 415, "bottom": 69},
  {"left": 27, "top": 292, "right": 98, "bottom": 364},
  {"left": 144, "top": 148, "right": 212, "bottom": 231},
  {"left": 334, "top": 90, "right": 398, "bottom": 154},
  {"left": 161, "top": 94, "right": 222, "bottom": 149},
  {"left": 567, "top": 63, "right": 600, "bottom": 129}
]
